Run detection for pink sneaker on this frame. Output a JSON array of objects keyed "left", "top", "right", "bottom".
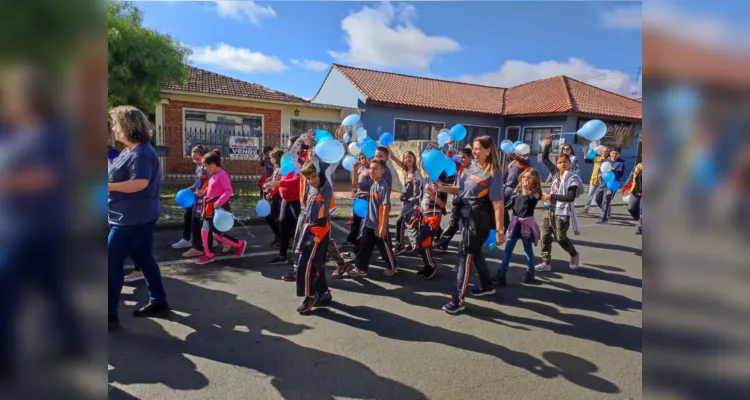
[
  {"left": 196, "top": 254, "right": 215, "bottom": 265},
  {"left": 235, "top": 240, "right": 247, "bottom": 257},
  {"left": 570, "top": 253, "right": 580, "bottom": 270},
  {"left": 534, "top": 263, "right": 552, "bottom": 272}
]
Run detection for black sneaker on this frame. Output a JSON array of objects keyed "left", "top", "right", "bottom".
[
  {"left": 492, "top": 270, "right": 507, "bottom": 286},
  {"left": 469, "top": 286, "right": 496, "bottom": 297},
  {"left": 521, "top": 269, "right": 536, "bottom": 284},
  {"left": 297, "top": 296, "right": 317, "bottom": 314},
  {"left": 281, "top": 268, "right": 297, "bottom": 282},
  {"left": 425, "top": 266, "right": 438, "bottom": 280},
  {"left": 269, "top": 256, "right": 289, "bottom": 265},
  {"left": 132, "top": 302, "right": 170, "bottom": 318},
  {"left": 442, "top": 301, "right": 465, "bottom": 315},
  {"left": 416, "top": 267, "right": 427, "bottom": 276},
  {"left": 108, "top": 315, "right": 120, "bottom": 330},
  {"left": 436, "top": 240, "right": 449, "bottom": 251},
  {"left": 316, "top": 291, "right": 333, "bottom": 307}
]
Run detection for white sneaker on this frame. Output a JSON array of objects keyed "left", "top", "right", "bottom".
[
  {"left": 172, "top": 239, "right": 192, "bottom": 249},
  {"left": 376, "top": 256, "right": 384, "bottom": 262},
  {"left": 124, "top": 270, "right": 144, "bottom": 283},
  {"left": 570, "top": 253, "right": 580, "bottom": 270},
  {"left": 534, "top": 263, "right": 552, "bottom": 272}
]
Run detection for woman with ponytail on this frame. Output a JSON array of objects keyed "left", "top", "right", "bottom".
[{"left": 433, "top": 136, "right": 505, "bottom": 314}]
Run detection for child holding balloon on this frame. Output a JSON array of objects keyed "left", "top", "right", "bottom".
[
  {"left": 172, "top": 145, "right": 210, "bottom": 256},
  {"left": 415, "top": 169, "right": 449, "bottom": 279},
  {"left": 263, "top": 149, "right": 284, "bottom": 248},
  {"left": 583, "top": 146, "right": 610, "bottom": 213},
  {"left": 436, "top": 147, "right": 474, "bottom": 250},
  {"left": 595, "top": 147, "right": 626, "bottom": 224},
  {"left": 196, "top": 150, "right": 247, "bottom": 265},
  {"left": 389, "top": 150, "right": 421, "bottom": 253}
]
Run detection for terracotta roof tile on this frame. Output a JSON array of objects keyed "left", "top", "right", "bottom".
[
  {"left": 504, "top": 76, "right": 573, "bottom": 116},
  {"left": 332, "top": 64, "right": 505, "bottom": 115},
  {"left": 165, "top": 65, "right": 306, "bottom": 103},
  {"left": 565, "top": 77, "right": 642, "bottom": 120}
]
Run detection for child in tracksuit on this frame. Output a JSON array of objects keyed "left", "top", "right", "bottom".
[
  {"left": 295, "top": 159, "right": 334, "bottom": 314},
  {"left": 436, "top": 148, "right": 474, "bottom": 250},
  {"left": 388, "top": 150, "right": 420, "bottom": 253},
  {"left": 345, "top": 159, "right": 399, "bottom": 278},
  {"left": 412, "top": 169, "right": 448, "bottom": 279}
]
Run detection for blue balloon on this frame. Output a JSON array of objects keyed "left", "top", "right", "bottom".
[
  {"left": 443, "top": 156, "right": 457, "bottom": 177},
  {"left": 175, "top": 188, "right": 195, "bottom": 208},
  {"left": 422, "top": 149, "right": 443, "bottom": 168},
  {"left": 606, "top": 179, "right": 620, "bottom": 191},
  {"left": 280, "top": 161, "right": 296, "bottom": 176},
  {"left": 315, "top": 140, "right": 345, "bottom": 164},
  {"left": 577, "top": 119, "right": 607, "bottom": 141},
  {"left": 356, "top": 127, "right": 367, "bottom": 139},
  {"left": 353, "top": 198, "right": 368, "bottom": 218},
  {"left": 343, "top": 133, "right": 351, "bottom": 143},
  {"left": 500, "top": 142, "right": 514, "bottom": 153},
  {"left": 342, "top": 114, "right": 361, "bottom": 127},
  {"left": 513, "top": 141, "right": 524, "bottom": 148},
  {"left": 586, "top": 149, "right": 596, "bottom": 160},
  {"left": 601, "top": 170, "right": 615, "bottom": 182},
  {"left": 214, "top": 209, "right": 235, "bottom": 232},
  {"left": 423, "top": 151, "right": 446, "bottom": 181},
  {"left": 255, "top": 199, "right": 272, "bottom": 217},
  {"left": 437, "top": 132, "right": 449, "bottom": 147},
  {"left": 361, "top": 139, "right": 377, "bottom": 159},
  {"left": 379, "top": 132, "right": 394, "bottom": 146},
  {"left": 449, "top": 124, "right": 467, "bottom": 141},
  {"left": 342, "top": 155, "right": 357, "bottom": 172},
  {"left": 357, "top": 137, "right": 370, "bottom": 149},
  {"left": 315, "top": 130, "right": 333, "bottom": 143}
]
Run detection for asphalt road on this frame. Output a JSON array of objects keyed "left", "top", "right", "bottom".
[{"left": 109, "top": 208, "right": 642, "bottom": 400}]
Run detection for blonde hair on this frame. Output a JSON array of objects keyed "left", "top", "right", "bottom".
[
  {"left": 108, "top": 105, "right": 153, "bottom": 143},
  {"left": 473, "top": 135, "right": 501, "bottom": 178},
  {"left": 516, "top": 168, "right": 542, "bottom": 199}
]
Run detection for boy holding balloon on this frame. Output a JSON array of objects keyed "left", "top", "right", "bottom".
[{"left": 595, "top": 147, "right": 626, "bottom": 224}]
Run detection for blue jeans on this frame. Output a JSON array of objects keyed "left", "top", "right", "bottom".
[
  {"left": 499, "top": 224, "right": 535, "bottom": 271},
  {"left": 108, "top": 220, "right": 166, "bottom": 316}
]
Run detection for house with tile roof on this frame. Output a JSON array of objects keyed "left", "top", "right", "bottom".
[
  {"left": 156, "top": 65, "right": 345, "bottom": 177},
  {"left": 312, "top": 64, "right": 642, "bottom": 180}
]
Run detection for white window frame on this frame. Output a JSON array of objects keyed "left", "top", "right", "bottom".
[
  {"left": 456, "top": 123, "right": 502, "bottom": 146},
  {"left": 393, "top": 118, "right": 445, "bottom": 141},
  {"left": 521, "top": 125, "right": 564, "bottom": 155},
  {"left": 181, "top": 107, "right": 265, "bottom": 158},
  {"left": 504, "top": 125, "right": 521, "bottom": 142}
]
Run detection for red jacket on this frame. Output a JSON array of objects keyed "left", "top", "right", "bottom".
[{"left": 278, "top": 171, "right": 300, "bottom": 202}]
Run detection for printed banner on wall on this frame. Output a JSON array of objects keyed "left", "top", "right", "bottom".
[{"left": 229, "top": 136, "right": 261, "bottom": 160}]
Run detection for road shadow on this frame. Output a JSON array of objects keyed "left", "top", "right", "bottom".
[
  {"left": 572, "top": 240, "right": 642, "bottom": 256},
  {"left": 110, "top": 278, "right": 427, "bottom": 400},
  {"left": 537, "top": 264, "right": 642, "bottom": 288},
  {"left": 542, "top": 352, "right": 620, "bottom": 394}
]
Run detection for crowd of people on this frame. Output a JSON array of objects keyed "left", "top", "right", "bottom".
[{"left": 108, "top": 107, "right": 643, "bottom": 328}]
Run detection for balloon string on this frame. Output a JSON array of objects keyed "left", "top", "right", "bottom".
[{"left": 223, "top": 211, "right": 257, "bottom": 238}]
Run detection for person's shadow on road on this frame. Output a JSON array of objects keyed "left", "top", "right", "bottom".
[{"left": 109, "top": 278, "right": 427, "bottom": 400}]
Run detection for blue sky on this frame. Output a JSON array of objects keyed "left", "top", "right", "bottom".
[{"left": 137, "top": 1, "right": 645, "bottom": 99}]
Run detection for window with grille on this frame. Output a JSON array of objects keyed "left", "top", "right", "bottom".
[
  {"left": 290, "top": 119, "right": 340, "bottom": 137},
  {"left": 394, "top": 119, "right": 444, "bottom": 141},
  {"left": 522, "top": 126, "right": 563, "bottom": 154},
  {"left": 505, "top": 126, "right": 521, "bottom": 142},
  {"left": 183, "top": 111, "right": 263, "bottom": 156}
]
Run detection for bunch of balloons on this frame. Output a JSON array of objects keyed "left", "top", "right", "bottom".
[
  {"left": 214, "top": 209, "right": 235, "bottom": 232},
  {"left": 175, "top": 188, "right": 196, "bottom": 208},
  {"left": 599, "top": 162, "right": 620, "bottom": 191},
  {"left": 586, "top": 140, "right": 603, "bottom": 160},
  {"left": 499, "top": 139, "right": 530, "bottom": 155},
  {"left": 577, "top": 119, "right": 607, "bottom": 141},
  {"left": 421, "top": 149, "right": 457, "bottom": 182}
]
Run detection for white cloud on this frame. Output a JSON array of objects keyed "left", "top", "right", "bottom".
[
  {"left": 458, "top": 58, "right": 641, "bottom": 97},
  {"left": 190, "top": 43, "right": 286, "bottom": 73},
  {"left": 213, "top": 1, "right": 276, "bottom": 25},
  {"left": 600, "top": 5, "right": 642, "bottom": 29},
  {"left": 290, "top": 59, "right": 329, "bottom": 72},
  {"left": 328, "top": 2, "right": 461, "bottom": 70}
]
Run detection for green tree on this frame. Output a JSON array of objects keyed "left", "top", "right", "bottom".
[{"left": 108, "top": 1, "right": 190, "bottom": 112}]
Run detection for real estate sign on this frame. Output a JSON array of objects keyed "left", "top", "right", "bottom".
[{"left": 228, "top": 135, "right": 261, "bottom": 160}]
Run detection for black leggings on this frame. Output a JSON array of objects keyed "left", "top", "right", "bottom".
[
  {"left": 278, "top": 199, "right": 301, "bottom": 258},
  {"left": 266, "top": 195, "right": 282, "bottom": 238},
  {"left": 347, "top": 214, "right": 363, "bottom": 245}
]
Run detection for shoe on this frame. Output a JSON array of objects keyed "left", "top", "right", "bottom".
[
  {"left": 583, "top": 207, "right": 590, "bottom": 214},
  {"left": 492, "top": 270, "right": 507, "bottom": 286},
  {"left": 331, "top": 263, "right": 350, "bottom": 279},
  {"left": 346, "top": 267, "right": 367, "bottom": 278},
  {"left": 521, "top": 269, "right": 536, "bottom": 284},
  {"left": 222, "top": 245, "right": 232, "bottom": 253},
  {"left": 425, "top": 266, "right": 438, "bottom": 280},
  {"left": 341, "top": 251, "right": 355, "bottom": 259},
  {"left": 235, "top": 240, "right": 247, "bottom": 257},
  {"left": 595, "top": 219, "right": 608, "bottom": 225},
  {"left": 634, "top": 229, "right": 642, "bottom": 235},
  {"left": 316, "top": 291, "right": 333, "bottom": 307},
  {"left": 108, "top": 315, "right": 120, "bottom": 330},
  {"left": 297, "top": 296, "right": 317, "bottom": 314},
  {"left": 340, "top": 242, "right": 355, "bottom": 250},
  {"left": 469, "top": 286, "right": 496, "bottom": 297},
  {"left": 570, "top": 252, "right": 580, "bottom": 270},
  {"left": 182, "top": 248, "right": 204, "bottom": 258},
  {"left": 281, "top": 268, "right": 297, "bottom": 282},
  {"left": 442, "top": 301, "right": 465, "bottom": 315},
  {"left": 383, "top": 267, "right": 399, "bottom": 276},
  {"left": 196, "top": 255, "right": 216, "bottom": 264},
  {"left": 124, "top": 270, "right": 144, "bottom": 283},
  {"left": 132, "top": 302, "right": 170, "bottom": 318},
  {"left": 269, "top": 256, "right": 289, "bottom": 265},
  {"left": 534, "top": 263, "right": 552, "bottom": 272},
  {"left": 376, "top": 256, "right": 384, "bottom": 262},
  {"left": 394, "top": 244, "right": 404, "bottom": 253},
  {"left": 346, "top": 219, "right": 353, "bottom": 225},
  {"left": 171, "top": 238, "right": 192, "bottom": 249}
]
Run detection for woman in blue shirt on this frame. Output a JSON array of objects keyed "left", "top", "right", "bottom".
[{"left": 108, "top": 105, "right": 168, "bottom": 329}]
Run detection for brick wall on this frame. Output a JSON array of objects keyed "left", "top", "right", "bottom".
[{"left": 162, "top": 99, "right": 282, "bottom": 176}]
